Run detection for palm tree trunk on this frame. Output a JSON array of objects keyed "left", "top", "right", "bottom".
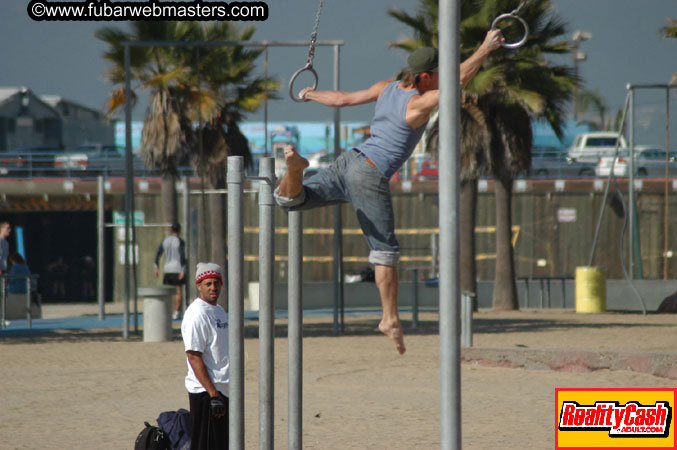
[
  {"left": 161, "top": 173, "right": 178, "bottom": 224},
  {"left": 460, "top": 179, "right": 478, "bottom": 310},
  {"left": 492, "top": 177, "right": 518, "bottom": 310},
  {"left": 209, "top": 176, "right": 227, "bottom": 308}
]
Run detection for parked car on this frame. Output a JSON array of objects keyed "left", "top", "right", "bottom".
[
  {"left": 0, "top": 153, "right": 27, "bottom": 176},
  {"left": 55, "top": 144, "right": 149, "bottom": 176},
  {"left": 567, "top": 131, "right": 628, "bottom": 163},
  {"left": 2, "top": 146, "right": 63, "bottom": 177},
  {"left": 529, "top": 147, "right": 595, "bottom": 178},
  {"left": 595, "top": 147, "right": 677, "bottom": 178},
  {"left": 416, "top": 158, "right": 439, "bottom": 180}
]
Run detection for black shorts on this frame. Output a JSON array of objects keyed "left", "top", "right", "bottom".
[{"left": 163, "top": 273, "right": 185, "bottom": 286}]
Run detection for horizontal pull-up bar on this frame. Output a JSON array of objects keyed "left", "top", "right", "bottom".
[
  {"left": 626, "top": 83, "right": 677, "bottom": 90},
  {"left": 121, "top": 40, "right": 343, "bottom": 48}
]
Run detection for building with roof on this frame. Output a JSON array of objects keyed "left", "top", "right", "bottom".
[
  {"left": 0, "top": 87, "right": 62, "bottom": 151},
  {"left": 0, "top": 87, "right": 113, "bottom": 151},
  {"left": 40, "top": 95, "right": 113, "bottom": 149}
]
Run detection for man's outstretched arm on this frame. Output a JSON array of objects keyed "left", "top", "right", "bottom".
[
  {"left": 299, "top": 79, "right": 390, "bottom": 108},
  {"left": 460, "top": 29, "right": 504, "bottom": 87},
  {"left": 407, "top": 29, "right": 504, "bottom": 124}
]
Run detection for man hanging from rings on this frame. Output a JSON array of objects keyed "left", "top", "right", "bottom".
[{"left": 275, "top": 29, "right": 505, "bottom": 355}]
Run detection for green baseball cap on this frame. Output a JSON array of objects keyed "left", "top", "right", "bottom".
[{"left": 407, "top": 47, "right": 439, "bottom": 74}]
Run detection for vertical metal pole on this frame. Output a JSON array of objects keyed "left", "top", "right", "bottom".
[
  {"left": 431, "top": 233, "right": 439, "bottom": 277},
  {"left": 25, "top": 277, "right": 32, "bottom": 328},
  {"left": 258, "top": 158, "right": 276, "bottom": 450},
  {"left": 97, "top": 175, "right": 105, "bottom": 320},
  {"left": 182, "top": 175, "right": 190, "bottom": 312},
  {"left": 461, "top": 291, "right": 473, "bottom": 348},
  {"left": 628, "top": 87, "right": 635, "bottom": 279},
  {"left": 0, "top": 278, "right": 5, "bottom": 329},
  {"left": 438, "top": 0, "right": 462, "bottom": 448},
  {"left": 411, "top": 269, "right": 419, "bottom": 329},
  {"left": 264, "top": 45, "right": 269, "bottom": 158},
  {"left": 288, "top": 210, "right": 303, "bottom": 450},
  {"left": 123, "top": 43, "right": 132, "bottom": 339},
  {"left": 227, "top": 156, "right": 245, "bottom": 450},
  {"left": 664, "top": 87, "right": 670, "bottom": 280},
  {"left": 332, "top": 43, "right": 344, "bottom": 335}
]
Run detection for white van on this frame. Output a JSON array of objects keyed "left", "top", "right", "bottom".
[{"left": 567, "top": 131, "right": 628, "bottom": 163}]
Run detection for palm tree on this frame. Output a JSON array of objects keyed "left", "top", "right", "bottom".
[
  {"left": 390, "top": 0, "right": 578, "bottom": 310},
  {"left": 660, "top": 18, "right": 677, "bottom": 83},
  {"left": 175, "top": 22, "right": 279, "bottom": 276},
  {"left": 96, "top": 22, "right": 196, "bottom": 226},
  {"left": 577, "top": 88, "right": 607, "bottom": 129}
]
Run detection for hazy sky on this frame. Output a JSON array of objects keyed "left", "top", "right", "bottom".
[{"left": 1, "top": 0, "right": 675, "bottom": 134}]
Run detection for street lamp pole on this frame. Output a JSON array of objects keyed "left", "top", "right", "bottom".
[{"left": 572, "top": 30, "right": 592, "bottom": 121}]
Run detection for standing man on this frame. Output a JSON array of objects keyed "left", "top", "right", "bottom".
[
  {"left": 0, "top": 221, "right": 11, "bottom": 274},
  {"left": 181, "top": 263, "right": 229, "bottom": 450},
  {"left": 276, "top": 30, "right": 504, "bottom": 355},
  {"left": 154, "top": 223, "right": 186, "bottom": 320}
]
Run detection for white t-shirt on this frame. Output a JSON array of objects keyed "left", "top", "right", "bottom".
[{"left": 181, "top": 297, "right": 230, "bottom": 395}]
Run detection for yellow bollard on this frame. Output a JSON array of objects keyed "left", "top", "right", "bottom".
[{"left": 575, "top": 266, "right": 606, "bottom": 313}]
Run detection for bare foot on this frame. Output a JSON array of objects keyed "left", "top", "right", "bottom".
[
  {"left": 379, "top": 321, "right": 406, "bottom": 355},
  {"left": 284, "top": 145, "right": 309, "bottom": 172}
]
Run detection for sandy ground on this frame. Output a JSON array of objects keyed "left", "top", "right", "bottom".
[{"left": 1, "top": 305, "right": 676, "bottom": 449}]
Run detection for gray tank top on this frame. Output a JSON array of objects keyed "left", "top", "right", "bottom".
[{"left": 356, "top": 81, "right": 426, "bottom": 178}]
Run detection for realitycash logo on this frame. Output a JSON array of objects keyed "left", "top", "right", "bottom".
[{"left": 556, "top": 389, "right": 676, "bottom": 449}]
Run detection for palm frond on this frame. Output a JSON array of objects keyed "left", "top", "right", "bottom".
[{"left": 660, "top": 18, "right": 677, "bottom": 38}]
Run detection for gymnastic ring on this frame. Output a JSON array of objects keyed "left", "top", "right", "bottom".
[
  {"left": 491, "top": 13, "right": 529, "bottom": 49},
  {"left": 288, "top": 64, "right": 319, "bottom": 102}
]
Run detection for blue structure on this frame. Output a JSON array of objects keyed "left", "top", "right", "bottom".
[{"left": 532, "top": 120, "right": 596, "bottom": 150}]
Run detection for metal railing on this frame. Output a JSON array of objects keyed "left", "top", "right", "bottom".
[
  {"left": 518, "top": 276, "right": 572, "bottom": 309},
  {"left": 0, "top": 151, "right": 196, "bottom": 179},
  {"left": 0, "top": 274, "right": 40, "bottom": 329}
]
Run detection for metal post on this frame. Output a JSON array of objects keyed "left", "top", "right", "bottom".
[
  {"left": 431, "top": 233, "right": 439, "bottom": 277},
  {"left": 182, "top": 175, "right": 190, "bottom": 313},
  {"left": 461, "top": 291, "right": 474, "bottom": 348},
  {"left": 258, "top": 158, "right": 276, "bottom": 450},
  {"left": 288, "top": 210, "right": 303, "bottom": 450},
  {"left": 123, "top": 43, "right": 133, "bottom": 340},
  {"left": 0, "top": 278, "right": 5, "bottom": 329},
  {"left": 664, "top": 87, "right": 670, "bottom": 281},
  {"left": 227, "top": 156, "right": 245, "bottom": 450},
  {"left": 438, "top": 0, "right": 462, "bottom": 448},
  {"left": 25, "top": 277, "right": 32, "bottom": 328},
  {"left": 411, "top": 269, "right": 419, "bottom": 329},
  {"left": 264, "top": 45, "right": 269, "bottom": 157},
  {"left": 332, "top": 43, "right": 344, "bottom": 335},
  {"left": 97, "top": 175, "right": 105, "bottom": 320},
  {"left": 628, "top": 87, "right": 635, "bottom": 279}
]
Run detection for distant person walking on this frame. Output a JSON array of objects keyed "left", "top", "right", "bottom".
[
  {"left": 154, "top": 223, "right": 187, "bottom": 320},
  {"left": 47, "top": 256, "right": 68, "bottom": 300},
  {"left": 0, "top": 221, "right": 11, "bottom": 274}
]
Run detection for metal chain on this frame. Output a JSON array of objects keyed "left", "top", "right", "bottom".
[{"left": 305, "top": 0, "right": 324, "bottom": 67}]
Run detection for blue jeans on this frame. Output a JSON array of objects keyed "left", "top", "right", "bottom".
[{"left": 274, "top": 149, "right": 400, "bottom": 266}]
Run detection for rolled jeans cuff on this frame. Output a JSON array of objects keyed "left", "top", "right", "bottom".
[
  {"left": 369, "top": 250, "right": 400, "bottom": 266},
  {"left": 274, "top": 186, "right": 305, "bottom": 208}
]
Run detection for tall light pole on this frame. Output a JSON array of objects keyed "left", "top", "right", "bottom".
[{"left": 572, "top": 30, "right": 592, "bottom": 121}]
